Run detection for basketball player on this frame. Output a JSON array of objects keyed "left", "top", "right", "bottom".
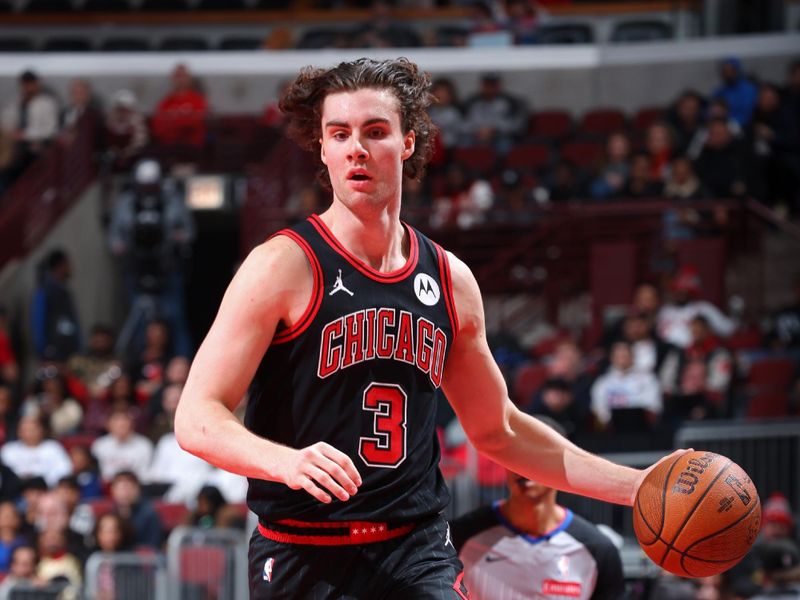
[
  {"left": 451, "top": 418, "right": 624, "bottom": 600},
  {"left": 175, "top": 58, "right": 674, "bottom": 599}
]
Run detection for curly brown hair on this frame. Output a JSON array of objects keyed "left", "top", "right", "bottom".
[{"left": 279, "top": 57, "right": 436, "bottom": 186}]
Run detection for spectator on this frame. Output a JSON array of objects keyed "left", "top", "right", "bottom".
[
  {"left": 60, "top": 78, "right": 103, "bottom": 149},
  {"left": 664, "top": 155, "right": 707, "bottom": 202},
  {"left": 667, "top": 89, "right": 705, "bottom": 156},
  {"left": 0, "top": 459, "right": 21, "bottom": 504},
  {"left": 590, "top": 341, "right": 663, "bottom": 431},
  {"left": 0, "top": 386, "right": 13, "bottom": 446},
  {"left": 506, "top": 0, "right": 544, "bottom": 44},
  {"left": 763, "top": 277, "right": 800, "bottom": 350},
  {"left": 150, "top": 63, "right": 209, "bottom": 148},
  {"left": 684, "top": 315, "right": 733, "bottom": 405},
  {"left": 645, "top": 122, "right": 675, "bottom": 182},
  {"left": 491, "top": 168, "right": 537, "bottom": 225},
  {"left": 109, "top": 159, "right": 195, "bottom": 360},
  {"left": 67, "top": 323, "right": 120, "bottom": 401},
  {"left": 0, "top": 501, "right": 28, "bottom": 573},
  {"left": 761, "top": 492, "right": 796, "bottom": 543},
  {"left": 351, "top": 1, "right": 419, "bottom": 48},
  {"left": 66, "top": 445, "right": 103, "bottom": 501},
  {"left": 17, "top": 477, "right": 47, "bottom": 537},
  {"left": 712, "top": 57, "right": 758, "bottom": 127},
  {"left": 657, "top": 264, "right": 736, "bottom": 348},
  {"left": 0, "top": 415, "right": 71, "bottom": 488},
  {"left": 91, "top": 513, "right": 134, "bottom": 553},
  {"left": 523, "top": 377, "right": 589, "bottom": 440},
  {"left": 0, "top": 307, "right": 19, "bottom": 387},
  {"left": 462, "top": 73, "right": 528, "bottom": 152},
  {"left": 21, "top": 369, "right": 83, "bottom": 438},
  {"left": 750, "top": 539, "right": 800, "bottom": 600},
  {"left": 621, "top": 152, "right": 664, "bottom": 199},
  {"left": 451, "top": 417, "right": 624, "bottom": 600},
  {"left": 615, "top": 310, "right": 682, "bottom": 392},
  {"left": 91, "top": 408, "right": 153, "bottom": 483},
  {"left": 589, "top": 131, "right": 631, "bottom": 200},
  {"left": 36, "top": 527, "right": 82, "bottom": 590},
  {"left": 187, "top": 485, "right": 240, "bottom": 529},
  {"left": 147, "top": 355, "right": 190, "bottom": 427},
  {"left": 146, "top": 383, "right": 214, "bottom": 504},
  {"left": 664, "top": 359, "right": 719, "bottom": 427},
  {"left": 687, "top": 98, "right": 744, "bottom": 160},
  {"left": 547, "top": 159, "right": 584, "bottom": 202},
  {"left": 54, "top": 477, "right": 95, "bottom": 543},
  {"left": 104, "top": 89, "right": 149, "bottom": 172},
  {"left": 108, "top": 471, "right": 163, "bottom": 549},
  {"left": 33, "top": 491, "right": 89, "bottom": 565},
  {"left": 428, "top": 78, "right": 464, "bottom": 153},
  {"left": 748, "top": 82, "right": 800, "bottom": 212},
  {"left": 30, "top": 248, "right": 82, "bottom": 362},
  {"left": 0, "top": 70, "right": 60, "bottom": 187},
  {"left": 0, "top": 545, "right": 41, "bottom": 599},
  {"left": 694, "top": 117, "right": 751, "bottom": 198}
]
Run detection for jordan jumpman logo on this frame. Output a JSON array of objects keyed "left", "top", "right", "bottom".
[{"left": 329, "top": 269, "right": 354, "bottom": 296}]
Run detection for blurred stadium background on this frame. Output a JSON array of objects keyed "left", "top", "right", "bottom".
[{"left": 0, "top": 0, "right": 799, "bottom": 598}]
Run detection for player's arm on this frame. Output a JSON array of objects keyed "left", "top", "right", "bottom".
[
  {"left": 442, "top": 252, "right": 645, "bottom": 507},
  {"left": 174, "top": 236, "right": 361, "bottom": 504}
]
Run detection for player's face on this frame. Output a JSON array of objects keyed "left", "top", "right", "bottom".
[
  {"left": 507, "top": 471, "right": 553, "bottom": 505},
  {"left": 319, "top": 87, "right": 415, "bottom": 211}
]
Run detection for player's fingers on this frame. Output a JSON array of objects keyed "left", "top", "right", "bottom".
[
  {"left": 308, "top": 466, "right": 351, "bottom": 502},
  {"left": 318, "top": 443, "right": 363, "bottom": 487},
  {"left": 318, "top": 455, "right": 359, "bottom": 496},
  {"left": 299, "top": 475, "right": 332, "bottom": 504}
]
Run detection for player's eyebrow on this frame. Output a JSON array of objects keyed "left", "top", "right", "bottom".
[{"left": 324, "top": 118, "right": 391, "bottom": 128}]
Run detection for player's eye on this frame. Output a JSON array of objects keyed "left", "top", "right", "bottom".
[
  {"left": 331, "top": 131, "right": 348, "bottom": 141},
  {"left": 368, "top": 128, "right": 386, "bottom": 138}
]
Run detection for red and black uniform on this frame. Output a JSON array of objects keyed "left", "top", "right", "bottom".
[{"left": 246, "top": 215, "right": 468, "bottom": 599}]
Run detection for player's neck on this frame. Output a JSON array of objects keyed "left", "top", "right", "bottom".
[
  {"left": 319, "top": 203, "right": 408, "bottom": 272},
  {"left": 501, "top": 498, "right": 565, "bottom": 538}
]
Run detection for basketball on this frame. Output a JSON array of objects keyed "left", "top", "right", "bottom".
[{"left": 633, "top": 450, "right": 761, "bottom": 578}]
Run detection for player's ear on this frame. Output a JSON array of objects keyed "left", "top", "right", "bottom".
[
  {"left": 401, "top": 131, "right": 415, "bottom": 161},
  {"left": 319, "top": 138, "right": 327, "bottom": 165}
]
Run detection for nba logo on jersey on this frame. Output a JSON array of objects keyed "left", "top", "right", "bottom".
[
  {"left": 263, "top": 558, "right": 274, "bottom": 582},
  {"left": 557, "top": 555, "right": 570, "bottom": 577},
  {"left": 414, "top": 273, "right": 440, "bottom": 306}
]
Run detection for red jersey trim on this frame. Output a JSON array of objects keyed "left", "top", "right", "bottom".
[
  {"left": 434, "top": 243, "right": 460, "bottom": 340},
  {"left": 308, "top": 214, "right": 419, "bottom": 283},
  {"left": 269, "top": 229, "right": 323, "bottom": 345},
  {"left": 453, "top": 571, "right": 470, "bottom": 600},
  {"left": 257, "top": 519, "right": 415, "bottom": 546}
]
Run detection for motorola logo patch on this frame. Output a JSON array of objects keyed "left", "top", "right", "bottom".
[{"left": 414, "top": 273, "right": 440, "bottom": 306}]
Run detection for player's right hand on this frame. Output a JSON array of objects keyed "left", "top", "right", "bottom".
[{"left": 282, "top": 442, "right": 362, "bottom": 504}]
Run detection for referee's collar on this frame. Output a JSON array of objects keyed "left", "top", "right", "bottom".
[{"left": 491, "top": 501, "right": 573, "bottom": 545}]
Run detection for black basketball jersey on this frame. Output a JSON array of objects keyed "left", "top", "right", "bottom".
[{"left": 245, "top": 214, "right": 458, "bottom": 523}]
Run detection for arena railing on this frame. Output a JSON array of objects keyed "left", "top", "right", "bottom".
[
  {"left": 84, "top": 550, "right": 168, "bottom": 600},
  {"left": 0, "top": 115, "right": 98, "bottom": 272},
  {"left": 166, "top": 526, "right": 249, "bottom": 600}
]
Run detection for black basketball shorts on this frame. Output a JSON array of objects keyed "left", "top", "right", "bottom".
[{"left": 248, "top": 514, "right": 469, "bottom": 599}]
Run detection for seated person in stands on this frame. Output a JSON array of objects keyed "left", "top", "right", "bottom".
[
  {"left": 524, "top": 378, "right": 590, "bottom": 441},
  {"left": 0, "top": 501, "right": 29, "bottom": 573},
  {"left": 451, "top": 417, "right": 624, "bottom": 600},
  {"left": 589, "top": 131, "right": 631, "bottom": 201},
  {"left": 0, "top": 414, "right": 72, "bottom": 488},
  {"left": 91, "top": 408, "right": 153, "bottom": 483},
  {"left": 0, "top": 545, "right": 42, "bottom": 598},
  {"left": 621, "top": 152, "right": 664, "bottom": 199},
  {"left": 21, "top": 370, "right": 83, "bottom": 438},
  {"left": 462, "top": 73, "right": 528, "bottom": 152},
  {"left": 32, "top": 491, "right": 89, "bottom": 566},
  {"left": 91, "top": 513, "right": 134, "bottom": 554},
  {"left": 104, "top": 89, "right": 149, "bottom": 172},
  {"left": 683, "top": 314, "right": 733, "bottom": 407},
  {"left": 36, "top": 527, "right": 82, "bottom": 591},
  {"left": 109, "top": 471, "right": 163, "bottom": 550},
  {"left": 590, "top": 341, "right": 663, "bottom": 432},
  {"left": 150, "top": 63, "right": 209, "bottom": 148},
  {"left": 694, "top": 116, "right": 751, "bottom": 199}
]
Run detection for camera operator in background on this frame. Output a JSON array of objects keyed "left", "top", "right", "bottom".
[{"left": 108, "top": 159, "right": 194, "bottom": 363}]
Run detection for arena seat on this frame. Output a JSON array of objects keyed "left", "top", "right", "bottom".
[
  {"left": 153, "top": 501, "right": 189, "bottom": 533},
  {"left": 59, "top": 432, "right": 99, "bottom": 454},
  {"left": 0, "top": 38, "right": 36, "bottom": 52},
  {"left": 24, "top": 0, "right": 73, "bottom": 12},
  {"left": 42, "top": 37, "right": 93, "bottom": 52},
  {"left": 218, "top": 37, "right": 262, "bottom": 50},
  {"left": 179, "top": 545, "right": 228, "bottom": 598},
  {"left": 633, "top": 106, "right": 666, "bottom": 132},
  {"left": 528, "top": 109, "right": 574, "bottom": 141},
  {"left": 452, "top": 146, "right": 498, "bottom": 176},
  {"left": 504, "top": 143, "right": 552, "bottom": 173},
  {"left": 579, "top": 108, "right": 628, "bottom": 137},
  {"left": 536, "top": 23, "right": 594, "bottom": 45},
  {"left": 100, "top": 37, "right": 151, "bottom": 51},
  {"left": 512, "top": 362, "right": 549, "bottom": 406},
  {"left": 746, "top": 357, "right": 796, "bottom": 394},
  {"left": 559, "top": 140, "right": 605, "bottom": 168},
  {"left": 81, "top": 0, "right": 130, "bottom": 11},
  {"left": 434, "top": 25, "right": 470, "bottom": 47},
  {"left": 611, "top": 20, "right": 674, "bottom": 43},
  {"left": 158, "top": 37, "right": 210, "bottom": 51},
  {"left": 746, "top": 391, "right": 790, "bottom": 419}
]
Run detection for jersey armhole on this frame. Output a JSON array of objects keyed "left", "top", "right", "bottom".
[
  {"left": 434, "top": 244, "right": 460, "bottom": 341},
  {"left": 269, "top": 229, "right": 323, "bottom": 345}
]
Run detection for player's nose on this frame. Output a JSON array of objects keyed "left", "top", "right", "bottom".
[{"left": 347, "top": 136, "right": 369, "bottom": 162}]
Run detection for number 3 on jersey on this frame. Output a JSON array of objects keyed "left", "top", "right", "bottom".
[{"left": 358, "top": 383, "right": 407, "bottom": 468}]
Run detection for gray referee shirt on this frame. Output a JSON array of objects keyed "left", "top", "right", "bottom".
[{"left": 451, "top": 503, "right": 624, "bottom": 600}]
